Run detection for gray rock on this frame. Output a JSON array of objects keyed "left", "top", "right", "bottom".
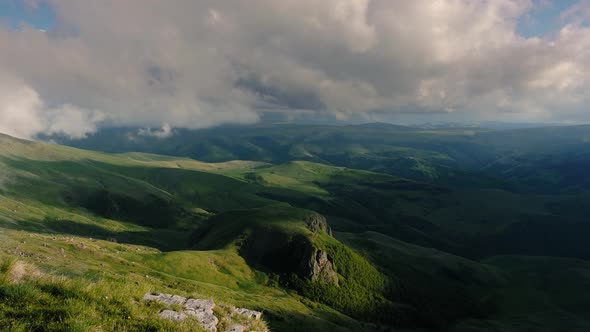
[
  {"left": 185, "top": 309, "right": 219, "bottom": 332},
  {"left": 233, "top": 307, "right": 262, "bottom": 320},
  {"left": 185, "top": 298, "right": 215, "bottom": 312},
  {"left": 309, "top": 249, "right": 339, "bottom": 285},
  {"left": 143, "top": 293, "right": 187, "bottom": 306},
  {"left": 304, "top": 213, "right": 332, "bottom": 236},
  {"left": 159, "top": 309, "right": 187, "bottom": 322},
  {"left": 144, "top": 293, "right": 218, "bottom": 331},
  {"left": 226, "top": 325, "right": 246, "bottom": 332},
  {"left": 184, "top": 298, "right": 217, "bottom": 331}
]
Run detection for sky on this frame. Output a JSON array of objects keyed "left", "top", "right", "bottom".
[{"left": 0, "top": 0, "right": 589, "bottom": 139}]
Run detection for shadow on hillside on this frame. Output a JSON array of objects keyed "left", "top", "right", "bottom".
[{"left": 0, "top": 218, "right": 191, "bottom": 251}]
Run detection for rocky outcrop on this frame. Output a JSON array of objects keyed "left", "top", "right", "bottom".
[
  {"left": 304, "top": 213, "right": 332, "bottom": 236},
  {"left": 144, "top": 293, "right": 188, "bottom": 306},
  {"left": 143, "top": 293, "right": 218, "bottom": 331},
  {"left": 238, "top": 214, "right": 339, "bottom": 286},
  {"left": 159, "top": 310, "right": 187, "bottom": 322},
  {"left": 143, "top": 293, "right": 265, "bottom": 332},
  {"left": 233, "top": 307, "right": 262, "bottom": 320},
  {"left": 300, "top": 247, "right": 339, "bottom": 285},
  {"left": 226, "top": 325, "right": 246, "bottom": 332}
]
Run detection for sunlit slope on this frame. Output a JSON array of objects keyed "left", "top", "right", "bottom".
[
  {"left": 3, "top": 133, "right": 590, "bottom": 331},
  {"left": 55, "top": 124, "right": 590, "bottom": 190},
  {"left": 0, "top": 135, "right": 373, "bottom": 331}
]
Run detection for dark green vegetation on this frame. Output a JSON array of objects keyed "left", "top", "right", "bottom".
[
  {"left": 2, "top": 123, "right": 590, "bottom": 331},
  {"left": 55, "top": 123, "right": 590, "bottom": 189}
]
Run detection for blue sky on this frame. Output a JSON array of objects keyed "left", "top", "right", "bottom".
[
  {"left": 0, "top": 0, "right": 54, "bottom": 30},
  {"left": 517, "top": 0, "right": 581, "bottom": 37}
]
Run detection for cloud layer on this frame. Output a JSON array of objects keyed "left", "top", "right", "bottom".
[{"left": 1, "top": 0, "right": 590, "bottom": 138}]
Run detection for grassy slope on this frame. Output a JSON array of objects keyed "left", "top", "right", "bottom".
[
  {"left": 337, "top": 231, "right": 590, "bottom": 332},
  {"left": 3, "top": 133, "right": 590, "bottom": 331},
  {"left": 234, "top": 161, "right": 590, "bottom": 260},
  {"left": 453, "top": 255, "right": 590, "bottom": 332},
  {"left": 0, "top": 135, "right": 368, "bottom": 331},
  {"left": 56, "top": 124, "right": 590, "bottom": 192}
]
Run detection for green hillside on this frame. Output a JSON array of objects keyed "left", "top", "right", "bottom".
[{"left": 2, "top": 130, "right": 590, "bottom": 331}]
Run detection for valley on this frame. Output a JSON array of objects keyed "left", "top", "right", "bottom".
[{"left": 2, "top": 124, "right": 590, "bottom": 331}]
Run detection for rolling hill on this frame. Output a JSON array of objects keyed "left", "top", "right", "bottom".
[{"left": 2, "top": 127, "right": 590, "bottom": 331}]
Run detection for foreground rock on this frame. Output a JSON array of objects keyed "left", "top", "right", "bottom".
[
  {"left": 233, "top": 307, "right": 262, "bottom": 320},
  {"left": 143, "top": 293, "right": 218, "bottom": 331},
  {"left": 143, "top": 293, "right": 265, "bottom": 332},
  {"left": 226, "top": 325, "right": 246, "bottom": 332}
]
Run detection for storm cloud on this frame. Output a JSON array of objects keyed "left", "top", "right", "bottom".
[{"left": 1, "top": 0, "right": 590, "bottom": 138}]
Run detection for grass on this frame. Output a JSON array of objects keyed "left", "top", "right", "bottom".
[
  {"left": 0, "top": 228, "right": 365, "bottom": 331},
  {"left": 3, "top": 131, "right": 590, "bottom": 331},
  {"left": 0, "top": 257, "right": 207, "bottom": 332}
]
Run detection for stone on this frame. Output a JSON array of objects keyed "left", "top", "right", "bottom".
[
  {"left": 144, "top": 293, "right": 219, "bottom": 332},
  {"left": 159, "top": 310, "right": 187, "bottom": 322},
  {"left": 309, "top": 249, "right": 338, "bottom": 285},
  {"left": 185, "top": 309, "right": 219, "bottom": 332},
  {"left": 304, "top": 213, "right": 332, "bottom": 236},
  {"left": 233, "top": 307, "right": 262, "bottom": 320},
  {"left": 143, "top": 293, "right": 267, "bottom": 332},
  {"left": 185, "top": 298, "right": 215, "bottom": 312},
  {"left": 143, "top": 293, "right": 187, "bottom": 306},
  {"left": 226, "top": 325, "right": 246, "bottom": 332}
]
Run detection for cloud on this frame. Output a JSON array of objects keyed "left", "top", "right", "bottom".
[
  {"left": 45, "top": 105, "right": 104, "bottom": 139},
  {"left": 0, "top": 73, "right": 102, "bottom": 139},
  {"left": 137, "top": 123, "right": 174, "bottom": 139},
  {"left": 0, "top": 78, "right": 45, "bottom": 140},
  {"left": 0, "top": 0, "right": 589, "bottom": 138}
]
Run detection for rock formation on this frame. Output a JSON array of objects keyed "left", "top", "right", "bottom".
[
  {"left": 143, "top": 293, "right": 265, "bottom": 332},
  {"left": 304, "top": 213, "right": 332, "bottom": 236},
  {"left": 233, "top": 307, "right": 262, "bottom": 320}
]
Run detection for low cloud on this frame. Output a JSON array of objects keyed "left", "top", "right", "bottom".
[
  {"left": 137, "top": 123, "right": 174, "bottom": 139},
  {"left": 0, "top": 0, "right": 589, "bottom": 139},
  {"left": 0, "top": 76, "right": 103, "bottom": 139},
  {"left": 0, "top": 81, "right": 45, "bottom": 140}
]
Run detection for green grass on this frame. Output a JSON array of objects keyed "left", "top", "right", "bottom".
[
  {"left": 0, "top": 228, "right": 366, "bottom": 332},
  {"left": 3, "top": 131, "right": 590, "bottom": 331}
]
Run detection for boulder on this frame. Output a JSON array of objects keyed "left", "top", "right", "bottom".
[
  {"left": 185, "top": 298, "right": 215, "bottom": 312},
  {"left": 184, "top": 309, "right": 219, "bottom": 332},
  {"left": 143, "top": 293, "right": 187, "bottom": 306},
  {"left": 226, "top": 325, "right": 246, "bottom": 332},
  {"left": 144, "top": 293, "right": 218, "bottom": 331},
  {"left": 143, "top": 293, "right": 266, "bottom": 332},
  {"left": 159, "top": 310, "right": 187, "bottom": 322},
  {"left": 233, "top": 307, "right": 262, "bottom": 320}
]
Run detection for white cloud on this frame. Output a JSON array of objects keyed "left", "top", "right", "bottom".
[
  {"left": 45, "top": 105, "right": 104, "bottom": 139},
  {"left": 0, "top": 79, "right": 45, "bottom": 140},
  {"left": 137, "top": 123, "right": 174, "bottom": 139},
  {"left": 0, "top": 0, "right": 589, "bottom": 139},
  {"left": 0, "top": 74, "right": 103, "bottom": 139}
]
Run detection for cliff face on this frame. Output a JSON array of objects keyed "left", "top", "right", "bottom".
[
  {"left": 300, "top": 247, "right": 338, "bottom": 284},
  {"left": 304, "top": 213, "right": 333, "bottom": 236},
  {"left": 238, "top": 212, "right": 338, "bottom": 285},
  {"left": 301, "top": 213, "right": 338, "bottom": 284}
]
